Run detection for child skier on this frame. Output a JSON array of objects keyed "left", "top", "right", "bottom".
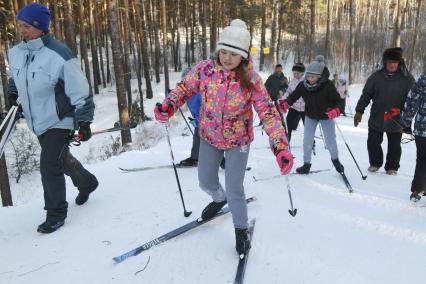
[
  {"left": 401, "top": 75, "right": 426, "bottom": 202},
  {"left": 282, "top": 62, "right": 306, "bottom": 142},
  {"left": 154, "top": 19, "right": 293, "bottom": 256},
  {"left": 279, "top": 55, "right": 345, "bottom": 174}
]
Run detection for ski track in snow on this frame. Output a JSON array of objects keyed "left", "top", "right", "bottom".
[{"left": 1, "top": 77, "right": 425, "bottom": 283}]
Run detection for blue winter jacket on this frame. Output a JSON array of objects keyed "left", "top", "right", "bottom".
[
  {"left": 7, "top": 34, "right": 94, "bottom": 136},
  {"left": 187, "top": 93, "right": 201, "bottom": 127},
  {"left": 402, "top": 74, "right": 426, "bottom": 137}
]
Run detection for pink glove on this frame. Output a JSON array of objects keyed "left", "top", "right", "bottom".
[
  {"left": 277, "top": 99, "right": 289, "bottom": 114},
  {"left": 154, "top": 102, "right": 174, "bottom": 123},
  {"left": 326, "top": 108, "right": 341, "bottom": 119},
  {"left": 276, "top": 150, "right": 294, "bottom": 175}
]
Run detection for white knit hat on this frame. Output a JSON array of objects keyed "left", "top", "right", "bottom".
[{"left": 216, "top": 19, "right": 251, "bottom": 59}]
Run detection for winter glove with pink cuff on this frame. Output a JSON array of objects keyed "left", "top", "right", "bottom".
[
  {"left": 154, "top": 102, "right": 175, "bottom": 123},
  {"left": 277, "top": 99, "right": 289, "bottom": 114},
  {"left": 276, "top": 149, "right": 294, "bottom": 175},
  {"left": 326, "top": 108, "right": 341, "bottom": 119}
]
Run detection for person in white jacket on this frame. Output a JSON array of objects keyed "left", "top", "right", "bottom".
[{"left": 282, "top": 63, "right": 306, "bottom": 141}]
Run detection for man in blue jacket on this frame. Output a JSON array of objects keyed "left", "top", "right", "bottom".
[{"left": 7, "top": 3, "right": 98, "bottom": 233}]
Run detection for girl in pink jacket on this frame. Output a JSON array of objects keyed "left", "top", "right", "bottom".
[
  {"left": 283, "top": 63, "right": 306, "bottom": 141},
  {"left": 154, "top": 19, "right": 292, "bottom": 256}
]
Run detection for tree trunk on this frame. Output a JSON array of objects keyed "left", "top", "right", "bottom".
[
  {"left": 324, "top": 0, "right": 331, "bottom": 63},
  {"left": 309, "top": 0, "right": 315, "bottom": 61},
  {"left": 161, "top": 0, "right": 170, "bottom": 94},
  {"left": 94, "top": 4, "right": 107, "bottom": 88},
  {"left": 154, "top": 0, "right": 161, "bottom": 83},
  {"left": 52, "top": 1, "right": 61, "bottom": 40},
  {"left": 63, "top": 0, "right": 78, "bottom": 55},
  {"left": 349, "top": 0, "right": 356, "bottom": 84},
  {"left": 408, "top": 0, "right": 422, "bottom": 70},
  {"left": 270, "top": 0, "right": 278, "bottom": 65},
  {"left": 135, "top": 0, "right": 153, "bottom": 99},
  {"left": 392, "top": 0, "right": 403, "bottom": 47},
  {"left": 210, "top": 0, "right": 217, "bottom": 54},
  {"left": 0, "top": 35, "right": 12, "bottom": 206},
  {"left": 200, "top": 0, "right": 207, "bottom": 59},
  {"left": 108, "top": 0, "right": 132, "bottom": 145},
  {"left": 88, "top": 0, "right": 101, "bottom": 94},
  {"left": 77, "top": 0, "right": 92, "bottom": 91},
  {"left": 259, "top": 0, "right": 266, "bottom": 71},
  {"left": 120, "top": 0, "right": 133, "bottom": 114}
]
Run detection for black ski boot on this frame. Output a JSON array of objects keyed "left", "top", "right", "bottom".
[
  {"left": 37, "top": 219, "right": 65, "bottom": 234},
  {"left": 75, "top": 176, "right": 99, "bottom": 205},
  {"left": 410, "top": 191, "right": 421, "bottom": 202},
  {"left": 200, "top": 199, "right": 227, "bottom": 221},
  {"left": 332, "top": 159, "right": 344, "bottom": 173},
  {"left": 177, "top": 157, "right": 198, "bottom": 167},
  {"left": 235, "top": 228, "right": 251, "bottom": 256},
  {"left": 296, "top": 163, "right": 311, "bottom": 174}
]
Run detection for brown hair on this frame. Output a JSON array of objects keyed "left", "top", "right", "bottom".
[{"left": 215, "top": 52, "right": 253, "bottom": 91}]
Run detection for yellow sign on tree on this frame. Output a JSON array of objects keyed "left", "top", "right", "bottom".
[
  {"left": 263, "top": 47, "right": 270, "bottom": 55},
  {"left": 250, "top": 47, "right": 257, "bottom": 54}
]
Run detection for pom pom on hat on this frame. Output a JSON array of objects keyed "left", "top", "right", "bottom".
[
  {"left": 216, "top": 19, "right": 251, "bottom": 59},
  {"left": 305, "top": 54, "right": 326, "bottom": 77}
]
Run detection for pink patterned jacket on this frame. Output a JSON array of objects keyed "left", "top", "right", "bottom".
[
  {"left": 283, "top": 77, "right": 305, "bottom": 112},
  {"left": 165, "top": 59, "right": 288, "bottom": 152}
]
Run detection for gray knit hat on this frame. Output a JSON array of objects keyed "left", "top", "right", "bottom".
[{"left": 305, "top": 55, "right": 325, "bottom": 77}]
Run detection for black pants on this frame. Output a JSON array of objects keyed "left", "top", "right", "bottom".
[
  {"left": 367, "top": 128, "right": 402, "bottom": 171},
  {"left": 38, "top": 129, "right": 98, "bottom": 222},
  {"left": 286, "top": 108, "right": 305, "bottom": 142},
  {"left": 411, "top": 136, "right": 426, "bottom": 193},
  {"left": 190, "top": 126, "right": 200, "bottom": 160}
]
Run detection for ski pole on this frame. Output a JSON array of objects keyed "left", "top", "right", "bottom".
[
  {"left": 0, "top": 107, "right": 19, "bottom": 158},
  {"left": 286, "top": 175, "right": 297, "bottom": 217},
  {"left": 71, "top": 124, "right": 138, "bottom": 145},
  {"left": 273, "top": 101, "right": 297, "bottom": 217},
  {"left": 384, "top": 109, "right": 415, "bottom": 143},
  {"left": 161, "top": 115, "right": 192, "bottom": 217},
  {"left": 178, "top": 108, "right": 194, "bottom": 136},
  {"left": 0, "top": 106, "right": 17, "bottom": 134},
  {"left": 335, "top": 121, "right": 367, "bottom": 180}
]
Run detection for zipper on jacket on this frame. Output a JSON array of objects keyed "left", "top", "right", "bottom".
[{"left": 24, "top": 51, "right": 35, "bottom": 132}]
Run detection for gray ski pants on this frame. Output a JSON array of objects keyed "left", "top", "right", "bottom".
[
  {"left": 198, "top": 138, "right": 250, "bottom": 229},
  {"left": 304, "top": 116, "right": 339, "bottom": 163}
]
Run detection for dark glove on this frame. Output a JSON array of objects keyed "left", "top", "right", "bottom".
[
  {"left": 402, "top": 127, "right": 412, "bottom": 135},
  {"left": 8, "top": 94, "right": 18, "bottom": 107},
  {"left": 354, "top": 112, "right": 363, "bottom": 127},
  {"left": 78, "top": 122, "right": 92, "bottom": 141}
]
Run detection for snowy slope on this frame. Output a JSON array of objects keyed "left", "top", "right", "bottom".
[{"left": 1, "top": 82, "right": 425, "bottom": 284}]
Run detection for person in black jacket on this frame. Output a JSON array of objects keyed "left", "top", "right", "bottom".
[
  {"left": 265, "top": 64, "right": 288, "bottom": 102},
  {"left": 354, "top": 48, "right": 415, "bottom": 175},
  {"left": 279, "top": 55, "right": 345, "bottom": 174}
]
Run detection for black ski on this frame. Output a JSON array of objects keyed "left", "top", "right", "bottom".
[
  {"left": 112, "top": 196, "right": 257, "bottom": 263},
  {"left": 252, "top": 169, "right": 331, "bottom": 182},
  {"left": 339, "top": 172, "right": 354, "bottom": 193},
  {"left": 234, "top": 219, "right": 256, "bottom": 284}
]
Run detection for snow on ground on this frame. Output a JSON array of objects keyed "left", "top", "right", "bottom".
[{"left": 1, "top": 79, "right": 425, "bottom": 284}]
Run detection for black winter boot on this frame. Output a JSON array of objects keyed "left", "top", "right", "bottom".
[
  {"left": 37, "top": 219, "right": 65, "bottom": 234},
  {"left": 200, "top": 200, "right": 227, "bottom": 221},
  {"left": 235, "top": 228, "right": 251, "bottom": 256},
  {"left": 296, "top": 163, "right": 311, "bottom": 174},
  {"left": 332, "top": 159, "right": 344, "bottom": 173},
  {"left": 177, "top": 157, "right": 198, "bottom": 167},
  {"left": 75, "top": 176, "right": 99, "bottom": 205}
]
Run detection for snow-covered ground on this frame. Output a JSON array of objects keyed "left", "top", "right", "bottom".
[{"left": 1, "top": 75, "right": 425, "bottom": 284}]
